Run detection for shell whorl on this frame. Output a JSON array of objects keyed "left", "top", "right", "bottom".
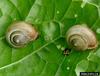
[
  {"left": 6, "top": 22, "right": 38, "bottom": 48},
  {"left": 66, "top": 25, "right": 98, "bottom": 51}
]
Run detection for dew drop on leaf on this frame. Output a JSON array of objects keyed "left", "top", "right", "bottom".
[
  {"left": 61, "top": 47, "right": 65, "bottom": 51},
  {"left": 66, "top": 67, "right": 70, "bottom": 70},
  {"left": 74, "top": 14, "right": 78, "bottom": 18},
  {"left": 56, "top": 44, "right": 61, "bottom": 49},
  {"left": 96, "top": 28, "right": 100, "bottom": 34},
  {"left": 57, "top": 10, "right": 60, "bottom": 14}
]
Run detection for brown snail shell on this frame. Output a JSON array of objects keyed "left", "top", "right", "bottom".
[
  {"left": 6, "top": 21, "right": 38, "bottom": 48},
  {"left": 66, "top": 25, "right": 98, "bottom": 51}
]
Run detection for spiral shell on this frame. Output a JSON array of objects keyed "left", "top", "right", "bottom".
[
  {"left": 6, "top": 21, "right": 38, "bottom": 48},
  {"left": 66, "top": 25, "right": 98, "bottom": 51}
]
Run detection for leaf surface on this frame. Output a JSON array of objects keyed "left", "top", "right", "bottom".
[{"left": 0, "top": 0, "right": 100, "bottom": 76}]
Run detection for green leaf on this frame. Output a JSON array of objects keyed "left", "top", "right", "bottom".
[{"left": 0, "top": 0, "right": 100, "bottom": 76}]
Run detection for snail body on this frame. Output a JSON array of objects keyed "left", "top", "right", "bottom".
[
  {"left": 66, "top": 25, "right": 98, "bottom": 51},
  {"left": 6, "top": 21, "right": 38, "bottom": 48}
]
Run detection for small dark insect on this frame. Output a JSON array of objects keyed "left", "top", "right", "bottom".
[{"left": 63, "top": 48, "right": 71, "bottom": 56}]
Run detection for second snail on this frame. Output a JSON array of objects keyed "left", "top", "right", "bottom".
[
  {"left": 66, "top": 25, "right": 98, "bottom": 51},
  {"left": 6, "top": 21, "right": 38, "bottom": 48}
]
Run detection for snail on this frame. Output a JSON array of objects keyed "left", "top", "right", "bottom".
[
  {"left": 6, "top": 21, "right": 38, "bottom": 48},
  {"left": 66, "top": 25, "right": 98, "bottom": 51}
]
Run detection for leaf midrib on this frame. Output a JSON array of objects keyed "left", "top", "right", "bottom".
[{"left": 0, "top": 36, "right": 61, "bottom": 70}]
